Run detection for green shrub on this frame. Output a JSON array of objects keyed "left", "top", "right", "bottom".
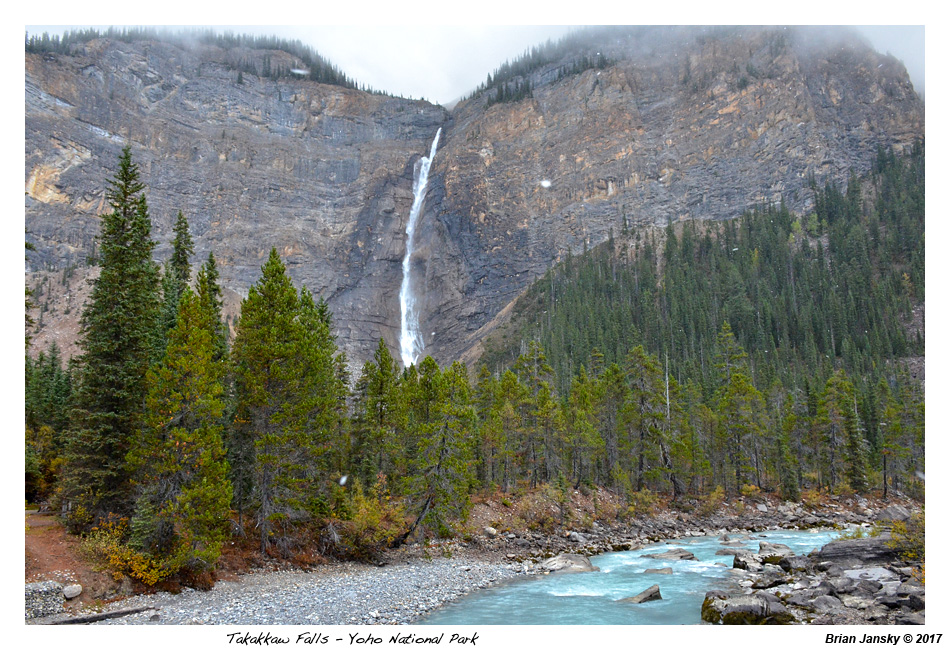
[
  {"left": 699, "top": 486, "right": 725, "bottom": 516},
  {"left": 888, "top": 508, "right": 924, "bottom": 565},
  {"left": 330, "top": 480, "right": 406, "bottom": 561},
  {"left": 801, "top": 488, "right": 822, "bottom": 510},
  {"left": 740, "top": 484, "right": 761, "bottom": 499},
  {"left": 626, "top": 489, "right": 659, "bottom": 517},
  {"left": 80, "top": 518, "right": 172, "bottom": 586},
  {"left": 515, "top": 498, "right": 558, "bottom": 533}
]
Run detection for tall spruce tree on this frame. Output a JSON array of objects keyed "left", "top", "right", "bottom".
[
  {"left": 157, "top": 211, "right": 195, "bottom": 354},
  {"left": 170, "top": 211, "right": 194, "bottom": 286},
  {"left": 397, "top": 358, "right": 476, "bottom": 542},
  {"left": 621, "top": 345, "right": 666, "bottom": 492},
  {"left": 195, "top": 252, "right": 228, "bottom": 360},
  {"left": 230, "top": 249, "right": 342, "bottom": 552},
  {"left": 64, "top": 145, "right": 160, "bottom": 529},
  {"left": 717, "top": 370, "right": 765, "bottom": 493},
  {"left": 818, "top": 370, "right": 869, "bottom": 493},
  {"left": 351, "top": 338, "right": 403, "bottom": 487},
  {"left": 127, "top": 289, "right": 232, "bottom": 580}
]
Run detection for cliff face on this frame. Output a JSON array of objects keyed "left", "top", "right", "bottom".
[
  {"left": 26, "top": 38, "right": 448, "bottom": 362},
  {"left": 25, "top": 27, "right": 924, "bottom": 366}
]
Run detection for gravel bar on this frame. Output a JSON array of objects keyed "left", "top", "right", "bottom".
[{"left": 87, "top": 558, "right": 525, "bottom": 625}]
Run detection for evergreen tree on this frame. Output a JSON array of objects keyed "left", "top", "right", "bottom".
[
  {"left": 230, "top": 249, "right": 342, "bottom": 552},
  {"left": 195, "top": 252, "right": 228, "bottom": 360},
  {"left": 63, "top": 145, "right": 160, "bottom": 529},
  {"left": 170, "top": 210, "right": 194, "bottom": 287},
  {"left": 495, "top": 370, "right": 528, "bottom": 492},
  {"left": 717, "top": 370, "right": 765, "bottom": 493},
  {"left": 397, "top": 359, "right": 476, "bottom": 542},
  {"left": 127, "top": 289, "right": 232, "bottom": 578},
  {"left": 817, "top": 370, "right": 869, "bottom": 492},
  {"left": 595, "top": 363, "right": 627, "bottom": 488},
  {"left": 621, "top": 346, "right": 666, "bottom": 492},
  {"left": 713, "top": 321, "right": 748, "bottom": 387},
  {"left": 351, "top": 339, "right": 403, "bottom": 487},
  {"left": 776, "top": 394, "right": 802, "bottom": 501},
  {"left": 157, "top": 211, "right": 195, "bottom": 354},
  {"left": 26, "top": 343, "right": 73, "bottom": 501},
  {"left": 473, "top": 365, "right": 504, "bottom": 488},
  {"left": 564, "top": 365, "right": 602, "bottom": 488},
  {"left": 512, "top": 341, "right": 555, "bottom": 486}
]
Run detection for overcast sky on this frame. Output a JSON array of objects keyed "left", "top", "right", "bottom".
[{"left": 24, "top": 23, "right": 924, "bottom": 106}]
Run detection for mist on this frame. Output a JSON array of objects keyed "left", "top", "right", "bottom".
[
  {"left": 855, "top": 25, "right": 924, "bottom": 97},
  {"left": 25, "top": 25, "right": 924, "bottom": 105}
]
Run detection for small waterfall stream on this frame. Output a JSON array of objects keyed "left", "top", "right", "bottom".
[{"left": 399, "top": 128, "right": 442, "bottom": 368}]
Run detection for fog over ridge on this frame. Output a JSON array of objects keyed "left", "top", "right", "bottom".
[{"left": 25, "top": 25, "right": 924, "bottom": 105}]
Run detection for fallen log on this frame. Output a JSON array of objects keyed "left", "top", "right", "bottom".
[{"left": 50, "top": 606, "right": 156, "bottom": 625}]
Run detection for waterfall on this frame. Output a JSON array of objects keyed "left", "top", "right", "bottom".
[{"left": 399, "top": 128, "right": 441, "bottom": 368}]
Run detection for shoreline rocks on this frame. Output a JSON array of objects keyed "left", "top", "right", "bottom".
[
  {"left": 702, "top": 591, "right": 794, "bottom": 624},
  {"left": 641, "top": 548, "right": 697, "bottom": 561},
  {"left": 31, "top": 557, "right": 528, "bottom": 626},
  {"left": 703, "top": 531, "right": 924, "bottom": 625}
]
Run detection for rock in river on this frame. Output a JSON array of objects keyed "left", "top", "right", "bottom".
[
  {"left": 538, "top": 554, "right": 599, "bottom": 573},
  {"left": 641, "top": 548, "right": 697, "bottom": 561},
  {"left": 621, "top": 585, "right": 662, "bottom": 604}
]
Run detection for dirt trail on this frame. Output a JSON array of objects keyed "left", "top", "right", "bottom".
[{"left": 25, "top": 509, "right": 121, "bottom": 611}]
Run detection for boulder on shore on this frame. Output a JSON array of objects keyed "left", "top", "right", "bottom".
[
  {"left": 779, "top": 555, "right": 814, "bottom": 573},
  {"left": 701, "top": 590, "right": 794, "bottom": 625},
  {"left": 875, "top": 504, "right": 912, "bottom": 523},
  {"left": 815, "top": 534, "right": 898, "bottom": 566},
  {"left": 759, "top": 542, "right": 793, "bottom": 557},
  {"left": 733, "top": 551, "right": 763, "bottom": 571}
]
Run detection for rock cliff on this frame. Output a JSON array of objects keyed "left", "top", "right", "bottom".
[
  {"left": 26, "top": 37, "right": 446, "bottom": 362},
  {"left": 25, "top": 26, "right": 923, "bottom": 366},
  {"left": 420, "top": 26, "right": 923, "bottom": 362}
]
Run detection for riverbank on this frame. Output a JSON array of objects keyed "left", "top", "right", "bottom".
[
  {"left": 31, "top": 554, "right": 526, "bottom": 625},
  {"left": 26, "top": 489, "right": 921, "bottom": 624}
]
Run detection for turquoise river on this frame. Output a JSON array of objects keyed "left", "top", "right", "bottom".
[{"left": 419, "top": 528, "right": 844, "bottom": 625}]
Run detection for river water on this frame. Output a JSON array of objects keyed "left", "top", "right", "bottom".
[{"left": 419, "top": 528, "right": 842, "bottom": 625}]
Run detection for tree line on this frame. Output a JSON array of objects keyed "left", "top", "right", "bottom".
[
  {"left": 25, "top": 143, "right": 924, "bottom": 587},
  {"left": 25, "top": 28, "right": 390, "bottom": 96},
  {"left": 466, "top": 29, "right": 612, "bottom": 104}
]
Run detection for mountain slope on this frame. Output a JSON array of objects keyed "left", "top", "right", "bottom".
[{"left": 421, "top": 26, "right": 923, "bottom": 363}]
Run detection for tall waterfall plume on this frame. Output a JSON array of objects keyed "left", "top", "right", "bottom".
[{"left": 399, "top": 128, "right": 441, "bottom": 368}]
